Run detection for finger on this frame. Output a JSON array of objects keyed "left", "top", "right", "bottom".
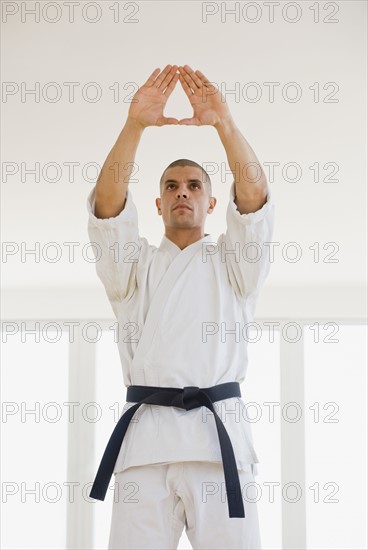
[
  {"left": 163, "top": 72, "right": 180, "bottom": 96},
  {"left": 181, "top": 64, "right": 202, "bottom": 89},
  {"left": 178, "top": 118, "right": 199, "bottom": 126},
  {"left": 154, "top": 64, "right": 173, "bottom": 89},
  {"left": 179, "top": 73, "right": 194, "bottom": 98},
  {"left": 179, "top": 69, "right": 201, "bottom": 97},
  {"left": 144, "top": 68, "right": 161, "bottom": 87},
  {"left": 195, "top": 69, "right": 211, "bottom": 86},
  {"left": 158, "top": 117, "right": 179, "bottom": 126},
  {"left": 195, "top": 70, "right": 217, "bottom": 95},
  {"left": 160, "top": 65, "right": 178, "bottom": 92}
]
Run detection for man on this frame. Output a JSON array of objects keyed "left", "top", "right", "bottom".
[{"left": 86, "top": 64, "right": 275, "bottom": 549}]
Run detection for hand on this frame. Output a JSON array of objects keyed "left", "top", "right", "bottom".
[
  {"left": 128, "top": 65, "right": 180, "bottom": 128},
  {"left": 177, "top": 65, "right": 232, "bottom": 127}
]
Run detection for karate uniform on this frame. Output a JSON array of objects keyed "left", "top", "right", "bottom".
[{"left": 86, "top": 181, "right": 275, "bottom": 549}]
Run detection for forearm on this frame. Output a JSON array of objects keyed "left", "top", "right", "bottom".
[
  {"left": 215, "top": 117, "right": 268, "bottom": 212},
  {"left": 95, "top": 117, "right": 144, "bottom": 219}
]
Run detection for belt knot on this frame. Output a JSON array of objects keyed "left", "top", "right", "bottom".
[{"left": 171, "top": 385, "right": 202, "bottom": 411}]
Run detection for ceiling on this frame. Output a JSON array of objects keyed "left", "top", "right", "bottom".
[{"left": 2, "top": 1, "right": 366, "bottom": 297}]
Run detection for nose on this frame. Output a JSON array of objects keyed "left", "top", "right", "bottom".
[{"left": 176, "top": 189, "right": 188, "bottom": 198}]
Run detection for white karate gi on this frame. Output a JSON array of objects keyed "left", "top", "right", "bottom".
[{"left": 86, "top": 181, "right": 275, "bottom": 549}]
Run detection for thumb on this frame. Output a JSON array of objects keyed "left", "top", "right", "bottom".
[
  {"left": 157, "top": 117, "right": 179, "bottom": 126},
  {"left": 178, "top": 118, "right": 198, "bottom": 126}
]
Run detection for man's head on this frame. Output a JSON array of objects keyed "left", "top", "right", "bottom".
[
  {"left": 155, "top": 159, "right": 216, "bottom": 235},
  {"left": 159, "top": 159, "right": 212, "bottom": 196}
]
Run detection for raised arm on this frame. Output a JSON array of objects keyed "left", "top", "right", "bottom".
[
  {"left": 94, "top": 65, "right": 180, "bottom": 219},
  {"left": 177, "top": 65, "right": 268, "bottom": 214}
]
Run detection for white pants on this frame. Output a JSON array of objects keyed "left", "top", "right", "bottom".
[{"left": 108, "top": 461, "right": 262, "bottom": 549}]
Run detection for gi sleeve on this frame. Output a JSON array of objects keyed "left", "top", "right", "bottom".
[
  {"left": 222, "top": 181, "right": 275, "bottom": 301},
  {"left": 86, "top": 185, "right": 148, "bottom": 304}
]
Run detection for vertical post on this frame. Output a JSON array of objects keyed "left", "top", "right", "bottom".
[
  {"left": 280, "top": 322, "right": 306, "bottom": 549},
  {"left": 66, "top": 322, "right": 97, "bottom": 549}
]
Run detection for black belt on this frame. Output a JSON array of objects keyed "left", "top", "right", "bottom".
[{"left": 89, "top": 382, "right": 245, "bottom": 518}]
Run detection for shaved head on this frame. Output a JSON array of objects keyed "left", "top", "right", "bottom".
[{"left": 160, "top": 159, "right": 212, "bottom": 196}]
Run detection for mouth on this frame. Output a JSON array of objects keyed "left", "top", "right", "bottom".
[{"left": 173, "top": 205, "right": 192, "bottom": 211}]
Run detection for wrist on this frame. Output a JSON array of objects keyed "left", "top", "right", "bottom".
[
  {"left": 214, "top": 116, "right": 237, "bottom": 134},
  {"left": 125, "top": 116, "right": 146, "bottom": 132}
]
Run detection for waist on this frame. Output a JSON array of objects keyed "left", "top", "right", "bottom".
[{"left": 126, "top": 382, "right": 241, "bottom": 411}]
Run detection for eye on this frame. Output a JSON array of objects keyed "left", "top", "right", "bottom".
[
  {"left": 192, "top": 183, "right": 200, "bottom": 188},
  {"left": 166, "top": 184, "right": 175, "bottom": 189}
]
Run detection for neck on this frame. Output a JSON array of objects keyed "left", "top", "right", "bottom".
[{"left": 164, "top": 228, "right": 207, "bottom": 250}]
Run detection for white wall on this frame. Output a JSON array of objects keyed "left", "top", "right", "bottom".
[{"left": 2, "top": 0, "right": 367, "bottom": 298}]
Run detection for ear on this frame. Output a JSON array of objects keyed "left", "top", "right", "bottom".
[
  {"left": 207, "top": 197, "right": 217, "bottom": 214},
  {"left": 155, "top": 197, "right": 162, "bottom": 215}
]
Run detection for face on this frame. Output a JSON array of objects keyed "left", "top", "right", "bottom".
[{"left": 155, "top": 166, "right": 216, "bottom": 230}]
